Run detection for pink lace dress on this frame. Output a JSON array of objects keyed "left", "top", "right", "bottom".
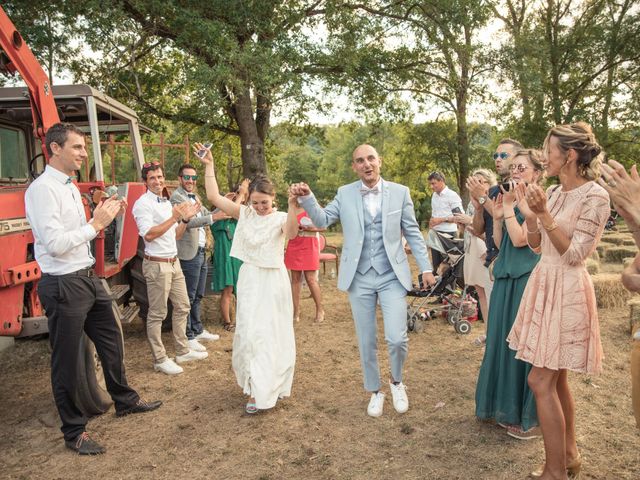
[{"left": 507, "top": 182, "right": 610, "bottom": 374}]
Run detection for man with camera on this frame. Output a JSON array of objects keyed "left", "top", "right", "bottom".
[{"left": 170, "top": 164, "right": 221, "bottom": 353}]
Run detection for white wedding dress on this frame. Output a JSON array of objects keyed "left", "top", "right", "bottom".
[{"left": 229, "top": 206, "right": 296, "bottom": 409}]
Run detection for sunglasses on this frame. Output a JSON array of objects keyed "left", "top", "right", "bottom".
[
  {"left": 182, "top": 174, "right": 198, "bottom": 181},
  {"left": 509, "top": 164, "right": 529, "bottom": 172},
  {"left": 493, "top": 152, "right": 510, "bottom": 160},
  {"left": 143, "top": 161, "right": 161, "bottom": 168}
]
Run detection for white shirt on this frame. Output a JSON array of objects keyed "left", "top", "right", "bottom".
[
  {"left": 186, "top": 193, "right": 206, "bottom": 248},
  {"left": 132, "top": 190, "right": 178, "bottom": 258},
  {"left": 25, "top": 165, "right": 97, "bottom": 274},
  {"left": 431, "top": 186, "right": 463, "bottom": 233},
  {"left": 361, "top": 179, "right": 383, "bottom": 217}
]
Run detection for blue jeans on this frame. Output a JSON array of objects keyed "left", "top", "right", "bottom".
[{"left": 180, "top": 247, "right": 208, "bottom": 340}]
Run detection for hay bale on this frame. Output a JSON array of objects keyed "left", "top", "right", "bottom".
[
  {"left": 589, "top": 249, "right": 600, "bottom": 262},
  {"left": 592, "top": 273, "right": 634, "bottom": 308},
  {"left": 586, "top": 258, "right": 600, "bottom": 275},
  {"left": 629, "top": 298, "right": 640, "bottom": 335},
  {"left": 604, "top": 246, "right": 638, "bottom": 263},
  {"left": 624, "top": 257, "right": 636, "bottom": 268},
  {"left": 602, "top": 233, "right": 635, "bottom": 245},
  {"left": 596, "top": 242, "right": 616, "bottom": 257},
  {"left": 622, "top": 238, "right": 637, "bottom": 247}
]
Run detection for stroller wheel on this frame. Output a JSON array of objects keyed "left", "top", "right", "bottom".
[
  {"left": 455, "top": 319, "right": 471, "bottom": 335},
  {"left": 447, "top": 309, "right": 461, "bottom": 325},
  {"left": 414, "top": 317, "right": 424, "bottom": 333},
  {"left": 407, "top": 312, "right": 416, "bottom": 332}
]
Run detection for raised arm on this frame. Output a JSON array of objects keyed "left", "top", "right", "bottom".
[
  {"left": 284, "top": 192, "right": 300, "bottom": 240},
  {"left": 195, "top": 142, "right": 241, "bottom": 219},
  {"left": 290, "top": 182, "right": 341, "bottom": 229}
]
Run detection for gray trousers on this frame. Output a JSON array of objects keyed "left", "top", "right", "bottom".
[{"left": 347, "top": 267, "right": 408, "bottom": 392}]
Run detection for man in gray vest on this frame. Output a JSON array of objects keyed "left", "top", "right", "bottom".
[
  {"left": 290, "top": 144, "right": 436, "bottom": 417},
  {"left": 170, "top": 164, "right": 220, "bottom": 352}
]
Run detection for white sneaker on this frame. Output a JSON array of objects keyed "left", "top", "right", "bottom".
[
  {"left": 187, "top": 339, "right": 207, "bottom": 352},
  {"left": 175, "top": 349, "right": 208, "bottom": 364},
  {"left": 367, "top": 392, "right": 385, "bottom": 417},
  {"left": 196, "top": 329, "right": 220, "bottom": 341},
  {"left": 389, "top": 381, "right": 409, "bottom": 413},
  {"left": 153, "top": 358, "right": 184, "bottom": 375}
]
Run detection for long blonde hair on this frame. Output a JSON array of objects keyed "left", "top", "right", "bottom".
[{"left": 543, "top": 122, "right": 603, "bottom": 181}]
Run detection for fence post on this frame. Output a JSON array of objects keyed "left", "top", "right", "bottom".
[
  {"left": 108, "top": 134, "right": 116, "bottom": 185},
  {"left": 160, "top": 133, "right": 165, "bottom": 169}
]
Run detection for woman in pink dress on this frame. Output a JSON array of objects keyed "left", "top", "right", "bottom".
[
  {"left": 508, "top": 122, "right": 610, "bottom": 479},
  {"left": 284, "top": 201, "right": 324, "bottom": 323}
]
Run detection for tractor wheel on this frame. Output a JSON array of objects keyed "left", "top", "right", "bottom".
[
  {"left": 73, "top": 334, "right": 113, "bottom": 416},
  {"left": 128, "top": 255, "right": 173, "bottom": 331}
]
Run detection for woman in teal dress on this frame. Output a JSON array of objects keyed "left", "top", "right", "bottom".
[
  {"left": 475, "top": 149, "right": 544, "bottom": 438},
  {"left": 211, "top": 182, "right": 248, "bottom": 330}
]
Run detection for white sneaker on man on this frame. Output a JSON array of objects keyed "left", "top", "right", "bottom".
[
  {"left": 187, "top": 339, "right": 207, "bottom": 352},
  {"left": 367, "top": 392, "right": 385, "bottom": 417},
  {"left": 389, "top": 381, "right": 409, "bottom": 413},
  {"left": 196, "top": 329, "right": 220, "bottom": 341},
  {"left": 153, "top": 358, "right": 184, "bottom": 375},
  {"left": 175, "top": 349, "right": 208, "bottom": 364}
]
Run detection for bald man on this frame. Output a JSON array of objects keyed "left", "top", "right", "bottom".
[{"left": 290, "top": 144, "right": 435, "bottom": 417}]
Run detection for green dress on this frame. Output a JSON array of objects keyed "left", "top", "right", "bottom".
[
  {"left": 211, "top": 218, "right": 242, "bottom": 293},
  {"left": 475, "top": 208, "right": 540, "bottom": 430}
]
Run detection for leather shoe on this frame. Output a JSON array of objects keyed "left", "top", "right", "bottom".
[
  {"left": 116, "top": 399, "right": 163, "bottom": 417},
  {"left": 65, "top": 432, "right": 106, "bottom": 455}
]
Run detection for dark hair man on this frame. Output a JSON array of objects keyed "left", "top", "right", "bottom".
[
  {"left": 427, "top": 171, "right": 463, "bottom": 272},
  {"left": 25, "top": 123, "right": 162, "bottom": 455}
]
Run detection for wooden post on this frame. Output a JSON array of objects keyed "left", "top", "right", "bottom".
[
  {"left": 160, "top": 133, "right": 165, "bottom": 169},
  {"left": 108, "top": 134, "right": 116, "bottom": 185}
]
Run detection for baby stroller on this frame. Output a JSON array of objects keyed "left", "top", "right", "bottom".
[{"left": 406, "top": 231, "right": 478, "bottom": 334}]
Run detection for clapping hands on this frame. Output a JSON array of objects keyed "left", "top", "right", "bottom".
[
  {"left": 599, "top": 160, "right": 640, "bottom": 229},
  {"left": 92, "top": 195, "right": 124, "bottom": 230}
]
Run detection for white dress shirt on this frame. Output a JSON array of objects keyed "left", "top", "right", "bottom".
[
  {"left": 361, "top": 179, "right": 383, "bottom": 217},
  {"left": 431, "top": 186, "right": 463, "bottom": 233},
  {"left": 186, "top": 193, "right": 206, "bottom": 248},
  {"left": 25, "top": 165, "right": 97, "bottom": 274},
  {"left": 132, "top": 190, "right": 178, "bottom": 258}
]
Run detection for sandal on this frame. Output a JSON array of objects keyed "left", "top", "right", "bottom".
[
  {"left": 223, "top": 323, "right": 235, "bottom": 331},
  {"left": 245, "top": 402, "right": 258, "bottom": 414}
]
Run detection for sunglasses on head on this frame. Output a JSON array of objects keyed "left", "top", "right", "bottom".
[
  {"left": 182, "top": 174, "right": 198, "bottom": 181},
  {"left": 493, "top": 152, "right": 510, "bottom": 160},
  {"left": 509, "top": 164, "right": 529, "bottom": 172},
  {"left": 143, "top": 161, "right": 161, "bottom": 168}
]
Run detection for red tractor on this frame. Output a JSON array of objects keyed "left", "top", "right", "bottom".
[{"left": 0, "top": 7, "right": 157, "bottom": 415}]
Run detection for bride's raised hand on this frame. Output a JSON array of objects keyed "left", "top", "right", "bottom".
[{"left": 193, "top": 142, "right": 213, "bottom": 165}]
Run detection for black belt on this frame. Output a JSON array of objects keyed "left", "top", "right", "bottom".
[{"left": 42, "top": 267, "right": 96, "bottom": 278}]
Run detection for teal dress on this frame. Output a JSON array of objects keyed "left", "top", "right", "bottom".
[
  {"left": 475, "top": 209, "right": 540, "bottom": 430},
  {"left": 211, "top": 218, "right": 242, "bottom": 293}
]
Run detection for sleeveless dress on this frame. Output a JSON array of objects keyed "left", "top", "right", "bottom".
[
  {"left": 284, "top": 211, "right": 320, "bottom": 271},
  {"left": 508, "top": 182, "right": 610, "bottom": 374},
  {"left": 210, "top": 217, "right": 242, "bottom": 293},
  {"left": 475, "top": 207, "right": 540, "bottom": 430},
  {"left": 230, "top": 206, "right": 296, "bottom": 409}
]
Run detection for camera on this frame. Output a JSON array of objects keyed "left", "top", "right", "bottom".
[{"left": 196, "top": 142, "right": 213, "bottom": 159}]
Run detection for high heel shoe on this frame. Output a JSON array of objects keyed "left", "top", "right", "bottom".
[{"left": 530, "top": 453, "right": 582, "bottom": 478}]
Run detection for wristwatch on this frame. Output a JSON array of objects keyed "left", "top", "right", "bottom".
[{"left": 478, "top": 196, "right": 487, "bottom": 205}]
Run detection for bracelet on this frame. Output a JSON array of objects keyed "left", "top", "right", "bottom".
[
  {"left": 543, "top": 221, "right": 559, "bottom": 232},
  {"left": 527, "top": 227, "right": 540, "bottom": 234},
  {"left": 181, "top": 218, "right": 189, "bottom": 224}
]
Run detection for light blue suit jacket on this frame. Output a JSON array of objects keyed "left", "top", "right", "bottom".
[{"left": 299, "top": 179, "right": 431, "bottom": 292}]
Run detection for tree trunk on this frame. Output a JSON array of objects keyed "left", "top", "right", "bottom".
[{"left": 233, "top": 87, "right": 266, "bottom": 178}]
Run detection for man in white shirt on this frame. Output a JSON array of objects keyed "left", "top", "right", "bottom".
[
  {"left": 428, "top": 171, "right": 463, "bottom": 272},
  {"left": 170, "top": 164, "right": 220, "bottom": 352},
  {"left": 26, "top": 123, "right": 161, "bottom": 455},
  {"left": 132, "top": 163, "right": 207, "bottom": 375}
]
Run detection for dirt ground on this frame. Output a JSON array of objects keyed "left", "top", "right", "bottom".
[{"left": 1, "top": 263, "right": 639, "bottom": 479}]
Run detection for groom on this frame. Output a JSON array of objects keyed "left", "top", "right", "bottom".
[{"left": 290, "top": 144, "right": 435, "bottom": 417}]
